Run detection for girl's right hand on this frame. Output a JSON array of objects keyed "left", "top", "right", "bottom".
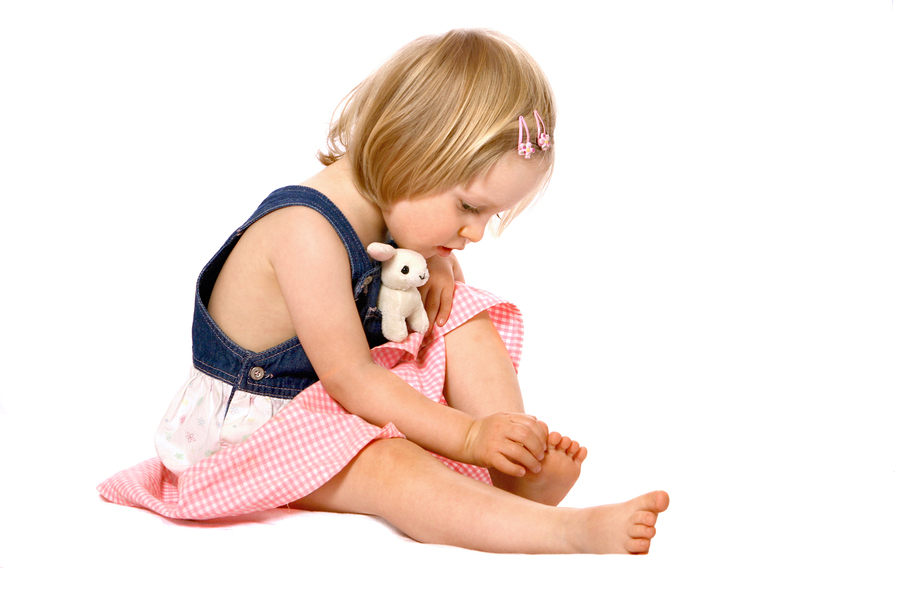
[{"left": 463, "top": 413, "right": 549, "bottom": 477}]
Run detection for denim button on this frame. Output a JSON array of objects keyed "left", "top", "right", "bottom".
[{"left": 249, "top": 366, "right": 266, "bottom": 381}]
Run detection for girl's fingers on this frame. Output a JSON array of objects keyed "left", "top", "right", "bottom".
[
  {"left": 510, "top": 426, "right": 545, "bottom": 463},
  {"left": 503, "top": 443, "right": 542, "bottom": 474},
  {"left": 507, "top": 416, "right": 549, "bottom": 456},
  {"left": 422, "top": 289, "right": 439, "bottom": 327},
  {"left": 435, "top": 286, "right": 454, "bottom": 328},
  {"left": 489, "top": 452, "right": 528, "bottom": 478}
]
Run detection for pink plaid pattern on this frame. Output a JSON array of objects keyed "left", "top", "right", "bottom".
[{"left": 97, "top": 283, "right": 524, "bottom": 520}]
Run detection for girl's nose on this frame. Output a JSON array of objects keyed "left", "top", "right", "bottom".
[{"left": 460, "top": 222, "right": 485, "bottom": 244}]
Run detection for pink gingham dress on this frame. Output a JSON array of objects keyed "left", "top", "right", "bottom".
[{"left": 97, "top": 283, "right": 524, "bottom": 520}]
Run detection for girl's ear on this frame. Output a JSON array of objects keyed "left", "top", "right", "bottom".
[{"left": 367, "top": 242, "right": 397, "bottom": 262}]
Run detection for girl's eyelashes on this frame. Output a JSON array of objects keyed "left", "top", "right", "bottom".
[{"left": 459, "top": 200, "right": 481, "bottom": 214}]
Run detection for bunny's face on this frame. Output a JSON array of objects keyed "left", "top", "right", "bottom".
[{"left": 381, "top": 249, "right": 429, "bottom": 291}]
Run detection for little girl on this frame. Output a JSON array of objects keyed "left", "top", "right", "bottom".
[{"left": 99, "top": 28, "right": 668, "bottom": 554}]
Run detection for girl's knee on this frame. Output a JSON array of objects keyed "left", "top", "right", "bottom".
[
  {"left": 357, "top": 437, "right": 427, "bottom": 468},
  {"left": 290, "top": 438, "right": 427, "bottom": 512}
]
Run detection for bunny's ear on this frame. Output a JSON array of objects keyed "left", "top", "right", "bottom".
[{"left": 367, "top": 242, "right": 397, "bottom": 262}]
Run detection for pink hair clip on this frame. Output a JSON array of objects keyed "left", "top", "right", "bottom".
[
  {"left": 517, "top": 111, "right": 550, "bottom": 158},
  {"left": 534, "top": 110, "right": 551, "bottom": 151},
  {"left": 518, "top": 116, "right": 535, "bottom": 158}
]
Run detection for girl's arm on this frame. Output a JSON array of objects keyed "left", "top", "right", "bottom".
[{"left": 267, "top": 208, "right": 545, "bottom": 476}]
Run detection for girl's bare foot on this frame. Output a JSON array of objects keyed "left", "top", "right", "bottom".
[
  {"left": 569, "top": 490, "right": 670, "bottom": 554},
  {"left": 492, "top": 431, "right": 588, "bottom": 506}
]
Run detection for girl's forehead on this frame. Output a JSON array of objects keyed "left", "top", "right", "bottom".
[{"left": 465, "top": 152, "right": 549, "bottom": 209}]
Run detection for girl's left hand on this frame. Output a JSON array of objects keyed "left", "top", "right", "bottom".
[{"left": 420, "top": 253, "right": 465, "bottom": 331}]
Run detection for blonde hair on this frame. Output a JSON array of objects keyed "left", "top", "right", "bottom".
[{"left": 317, "top": 28, "right": 556, "bottom": 232}]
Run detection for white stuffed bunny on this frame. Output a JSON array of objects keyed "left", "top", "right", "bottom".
[{"left": 367, "top": 242, "right": 430, "bottom": 342}]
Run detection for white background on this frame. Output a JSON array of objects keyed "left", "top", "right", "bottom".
[{"left": 1, "top": 1, "right": 897, "bottom": 597}]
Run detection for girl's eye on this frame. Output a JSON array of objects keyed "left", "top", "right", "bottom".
[{"left": 460, "top": 201, "right": 481, "bottom": 214}]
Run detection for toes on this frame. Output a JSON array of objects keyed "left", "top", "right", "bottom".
[
  {"left": 625, "top": 537, "right": 651, "bottom": 555},
  {"left": 653, "top": 490, "right": 670, "bottom": 512},
  {"left": 547, "top": 431, "right": 562, "bottom": 448},
  {"left": 573, "top": 446, "right": 588, "bottom": 464},
  {"left": 565, "top": 441, "right": 587, "bottom": 461},
  {"left": 629, "top": 524, "right": 656, "bottom": 540},
  {"left": 544, "top": 432, "right": 591, "bottom": 465},
  {"left": 635, "top": 490, "right": 669, "bottom": 514},
  {"left": 633, "top": 510, "right": 658, "bottom": 527}
]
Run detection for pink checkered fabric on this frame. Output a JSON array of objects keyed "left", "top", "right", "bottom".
[{"left": 97, "top": 283, "right": 524, "bottom": 520}]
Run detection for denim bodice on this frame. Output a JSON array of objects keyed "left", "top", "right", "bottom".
[{"left": 191, "top": 186, "right": 386, "bottom": 400}]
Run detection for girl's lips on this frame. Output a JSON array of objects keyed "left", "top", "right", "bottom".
[{"left": 436, "top": 246, "right": 453, "bottom": 258}]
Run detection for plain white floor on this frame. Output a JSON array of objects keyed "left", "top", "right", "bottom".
[{"left": 1, "top": 1, "right": 898, "bottom": 598}]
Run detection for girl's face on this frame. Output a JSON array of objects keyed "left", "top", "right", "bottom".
[{"left": 383, "top": 151, "right": 549, "bottom": 259}]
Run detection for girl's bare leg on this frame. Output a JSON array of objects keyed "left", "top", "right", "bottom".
[
  {"left": 442, "top": 311, "right": 588, "bottom": 505},
  {"left": 291, "top": 437, "right": 668, "bottom": 554}
]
